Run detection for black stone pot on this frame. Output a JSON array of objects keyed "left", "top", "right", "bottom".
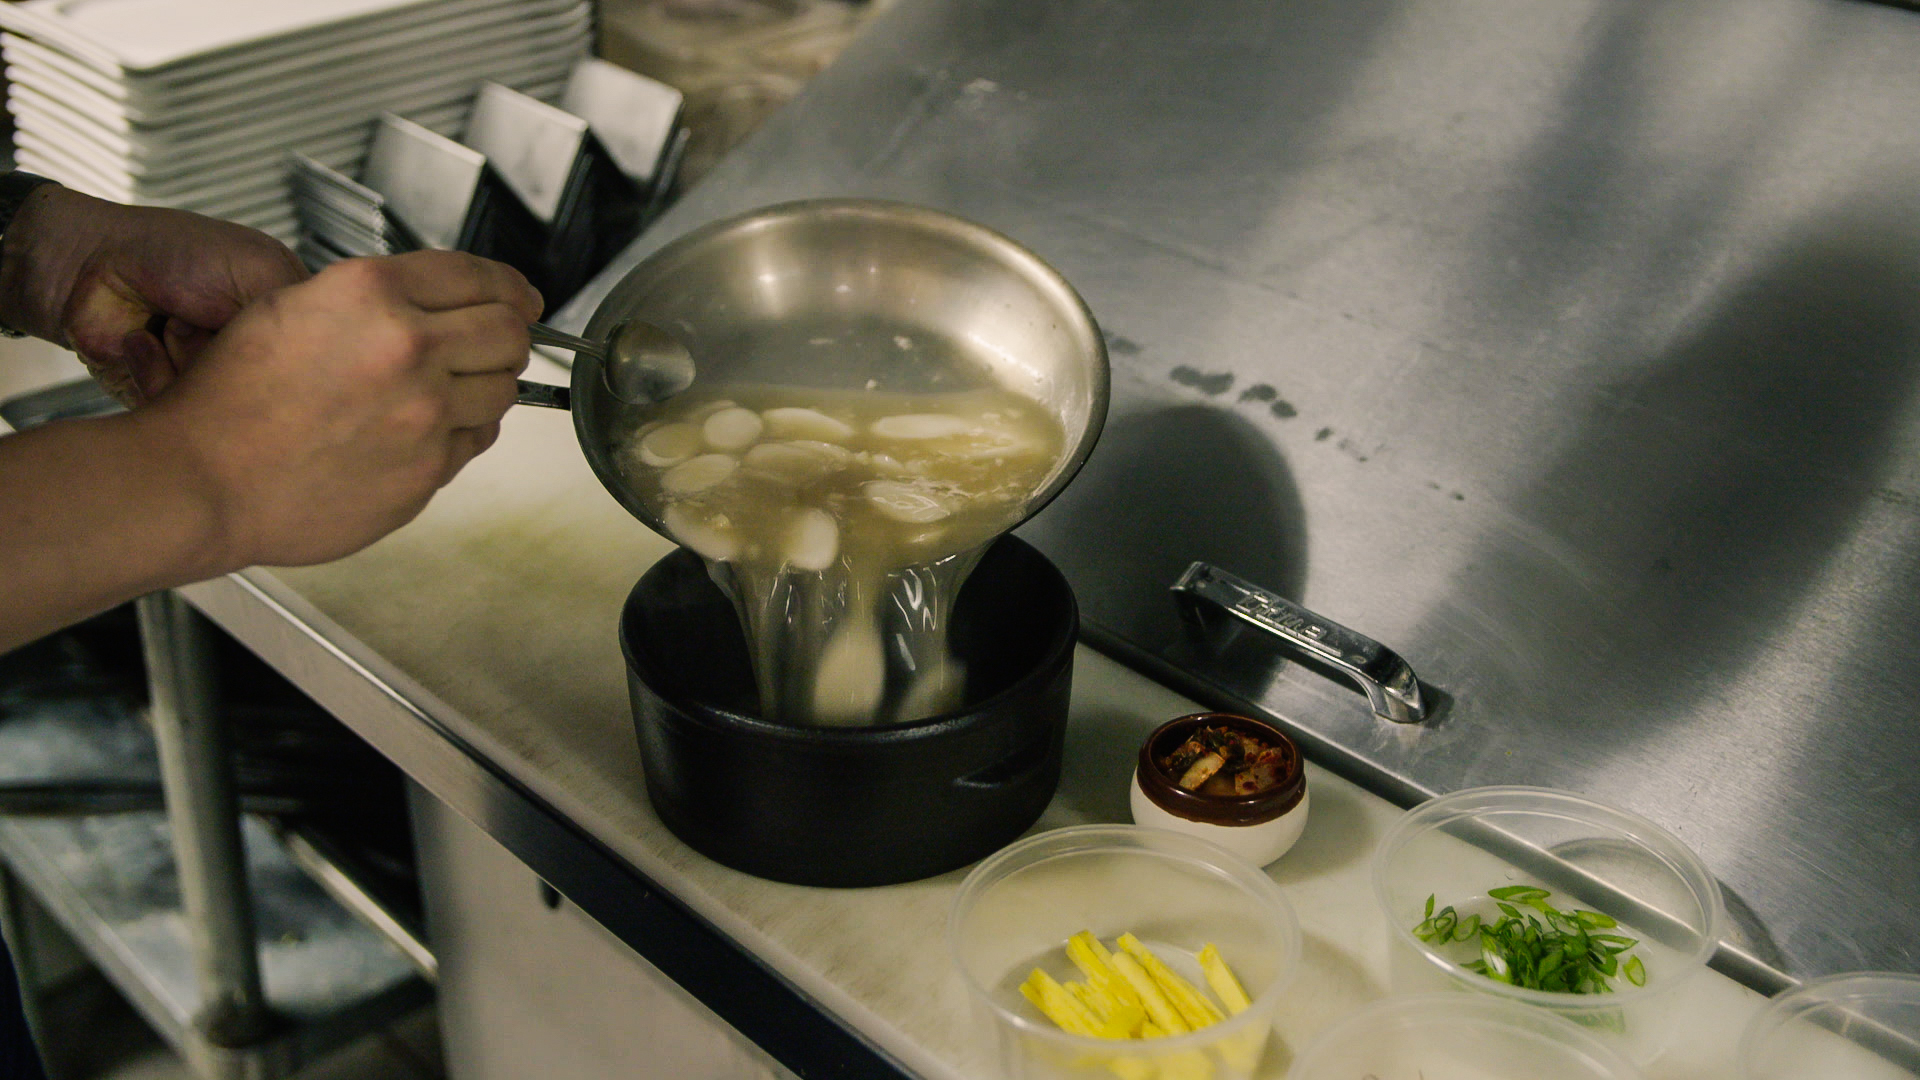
[{"left": 620, "top": 536, "right": 1077, "bottom": 887}]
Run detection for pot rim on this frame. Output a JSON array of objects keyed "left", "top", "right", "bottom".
[{"left": 619, "top": 538, "right": 1079, "bottom": 743}]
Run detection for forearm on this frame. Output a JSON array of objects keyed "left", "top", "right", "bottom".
[
  {"left": 0, "top": 247, "right": 538, "bottom": 654},
  {"left": 0, "top": 411, "right": 231, "bottom": 653}
]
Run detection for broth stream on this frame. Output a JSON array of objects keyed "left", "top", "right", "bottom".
[{"left": 622, "top": 383, "right": 1064, "bottom": 725}]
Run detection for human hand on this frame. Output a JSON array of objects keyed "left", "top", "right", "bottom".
[
  {"left": 138, "top": 250, "right": 541, "bottom": 569},
  {"left": 0, "top": 185, "right": 307, "bottom": 404}
]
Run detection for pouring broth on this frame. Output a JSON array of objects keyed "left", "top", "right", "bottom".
[{"left": 621, "top": 382, "right": 1065, "bottom": 726}]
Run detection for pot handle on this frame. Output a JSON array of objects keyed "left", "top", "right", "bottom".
[
  {"left": 1171, "top": 561, "right": 1426, "bottom": 724},
  {"left": 516, "top": 380, "right": 571, "bottom": 410},
  {"left": 954, "top": 735, "right": 1053, "bottom": 790}
]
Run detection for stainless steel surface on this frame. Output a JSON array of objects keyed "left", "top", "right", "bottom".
[
  {"left": 602, "top": 319, "right": 697, "bottom": 404},
  {"left": 0, "top": 601, "right": 431, "bottom": 1077},
  {"left": 410, "top": 786, "right": 792, "bottom": 1080},
  {"left": 0, "top": 376, "right": 119, "bottom": 429},
  {"left": 1171, "top": 562, "right": 1424, "bottom": 724},
  {"left": 277, "top": 827, "right": 436, "bottom": 984},
  {"left": 177, "top": 570, "right": 916, "bottom": 1080},
  {"left": 137, "top": 592, "right": 271, "bottom": 1047},
  {"left": 525, "top": 318, "right": 696, "bottom": 405},
  {"left": 0, "top": 812, "right": 428, "bottom": 1080},
  {"left": 564, "top": 198, "right": 1109, "bottom": 540},
  {"left": 559, "top": 0, "right": 1920, "bottom": 980}
]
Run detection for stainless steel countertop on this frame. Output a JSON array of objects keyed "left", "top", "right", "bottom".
[{"left": 562, "top": 0, "right": 1920, "bottom": 983}]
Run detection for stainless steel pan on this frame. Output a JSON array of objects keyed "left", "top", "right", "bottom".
[{"left": 514, "top": 198, "right": 1111, "bottom": 540}]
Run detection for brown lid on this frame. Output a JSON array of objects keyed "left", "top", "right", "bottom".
[{"left": 1136, "top": 712, "right": 1306, "bottom": 825}]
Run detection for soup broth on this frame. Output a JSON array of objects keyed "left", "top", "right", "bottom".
[{"left": 622, "top": 383, "right": 1065, "bottom": 725}]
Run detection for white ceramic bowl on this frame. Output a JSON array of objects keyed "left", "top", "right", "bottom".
[
  {"left": 1130, "top": 771, "right": 1309, "bottom": 867},
  {"left": 1129, "top": 713, "right": 1309, "bottom": 867}
]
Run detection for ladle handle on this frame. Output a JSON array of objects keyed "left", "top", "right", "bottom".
[
  {"left": 516, "top": 379, "right": 571, "bottom": 410},
  {"left": 528, "top": 322, "right": 603, "bottom": 357}
]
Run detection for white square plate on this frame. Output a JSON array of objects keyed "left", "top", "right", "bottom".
[
  {"left": 19, "top": 141, "right": 301, "bottom": 240},
  {"left": 0, "top": 0, "right": 467, "bottom": 75},
  {"left": 1, "top": 8, "right": 588, "bottom": 132},
  {"left": 561, "top": 58, "right": 683, "bottom": 184},
  {"left": 463, "top": 81, "right": 587, "bottom": 223},
  {"left": 10, "top": 88, "right": 382, "bottom": 178},
  {"left": 9, "top": 91, "right": 498, "bottom": 199},
  {"left": 7, "top": 82, "right": 566, "bottom": 225},
  {"left": 6, "top": 46, "right": 581, "bottom": 161},
  {"left": 0, "top": 1, "right": 583, "bottom": 112}
]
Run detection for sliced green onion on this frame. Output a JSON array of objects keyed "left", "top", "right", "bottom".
[{"left": 1408, "top": 885, "right": 1645, "bottom": 996}]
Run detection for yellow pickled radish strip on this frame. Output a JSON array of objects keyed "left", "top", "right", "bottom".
[
  {"left": 1065, "top": 979, "right": 1102, "bottom": 1015},
  {"left": 1066, "top": 934, "right": 1142, "bottom": 1018},
  {"left": 1067, "top": 930, "right": 1119, "bottom": 975},
  {"left": 1110, "top": 999, "right": 1148, "bottom": 1038},
  {"left": 1117, "top": 934, "right": 1224, "bottom": 1030},
  {"left": 1105, "top": 1056, "right": 1156, "bottom": 1080},
  {"left": 1023, "top": 931, "right": 1255, "bottom": 1049},
  {"left": 1068, "top": 932, "right": 1145, "bottom": 1008},
  {"left": 1029, "top": 972, "right": 1090, "bottom": 1030},
  {"left": 1090, "top": 995, "right": 1146, "bottom": 1040},
  {"left": 1065, "top": 981, "right": 1139, "bottom": 1040},
  {"left": 1110, "top": 952, "right": 1190, "bottom": 1035},
  {"left": 1023, "top": 970, "right": 1101, "bottom": 1036},
  {"left": 1040, "top": 971, "right": 1103, "bottom": 1035},
  {"left": 1197, "top": 944, "right": 1252, "bottom": 1015},
  {"left": 1019, "top": 980, "right": 1054, "bottom": 1026}
]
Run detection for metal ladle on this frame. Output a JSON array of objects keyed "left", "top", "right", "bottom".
[{"left": 517, "top": 320, "right": 696, "bottom": 409}]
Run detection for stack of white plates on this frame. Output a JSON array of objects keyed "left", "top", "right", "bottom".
[{"left": 0, "top": 0, "right": 592, "bottom": 242}]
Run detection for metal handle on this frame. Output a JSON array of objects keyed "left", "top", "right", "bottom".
[
  {"left": 1171, "top": 562, "right": 1426, "bottom": 724},
  {"left": 515, "top": 379, "right": 571, "bottom": 410},
  {"left": 528, "top": 322, "right": 602, "bottom": 357},
  {"left": 518, "top": 324, "right": 582, "bottom": 410}
]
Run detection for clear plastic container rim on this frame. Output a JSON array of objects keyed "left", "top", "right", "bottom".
[
  {"left": 946, "top": 824, "right": 1303, "bottom": 1054},
  {"left": 1735, "top": 970, "right": 1920, "bottom": 1073},
  {"left": 1288, "top": 992, "right": 1646, "bottom": 1078},
  {"left": 1369, "top": 785, "right": 1727, "bottom": 1008}
]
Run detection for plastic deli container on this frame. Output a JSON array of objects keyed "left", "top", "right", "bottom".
[
  {"left": 1370, "top": 786, "right": 1724, "bottom": 1064},
  {"left": 949, "top": 825, "right": 1301, "bottom": 1080},
  {"left": 1738, "top": 972, "right": 1920, "bottom": 1080},
  {"left": 1288, "top": 993, "right": 1644, "bottom": 1080}
]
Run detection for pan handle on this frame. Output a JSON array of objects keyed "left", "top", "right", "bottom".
[
  {"left": 516, "top": 379, "right": 571, "bottom": 410},
  {"left": 1171, "top": 561, "right": 1426, "bottom": 724}
]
